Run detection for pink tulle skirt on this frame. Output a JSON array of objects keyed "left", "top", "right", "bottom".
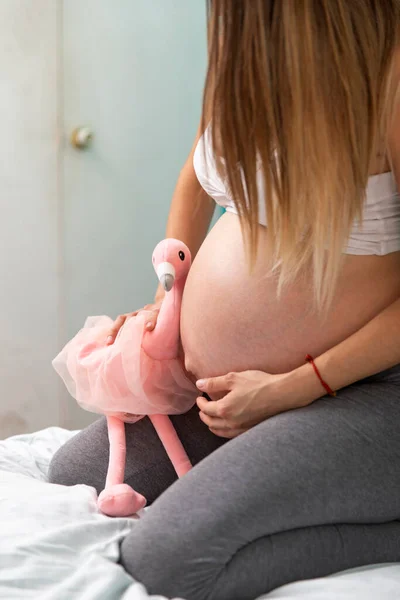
[{"left": 52, "top": 314, "right": 197, "bottom": 424}]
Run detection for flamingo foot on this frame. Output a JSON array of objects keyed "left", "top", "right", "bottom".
[{"left": 98, "top": 484, "right": 147, "bottom": 517}]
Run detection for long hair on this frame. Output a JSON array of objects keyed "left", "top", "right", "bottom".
[{"left": 202, "top": 0, "right": 400, "bottom": 309}]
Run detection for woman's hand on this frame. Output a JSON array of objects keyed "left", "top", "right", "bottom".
[
  {"left": 106, "top": 299, "right": 163, "bottom": 345},
  {"left": 196, "top": 370, "right": 312, "bottom": 438}
]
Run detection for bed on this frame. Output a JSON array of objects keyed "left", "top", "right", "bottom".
[{"left": 1, "top": 427, "right": 400, "bottom": 600}]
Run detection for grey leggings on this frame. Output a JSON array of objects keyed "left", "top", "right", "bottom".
[{"left": 49, "top": 365, "right": 400, "bottom": 600}]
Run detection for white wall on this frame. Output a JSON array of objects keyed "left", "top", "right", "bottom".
[
  {"left": 0, "top": 1, "right": 209, "bottom": 438},
  {"left": 0, "top": 1, "right": 61, "bottom": 437}
]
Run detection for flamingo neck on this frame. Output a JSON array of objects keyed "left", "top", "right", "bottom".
[{"left": 142, "top": 276, "right": 185, "bottom": 360}]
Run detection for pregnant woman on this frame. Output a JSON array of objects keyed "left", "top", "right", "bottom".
[{"left": 49, "top": 2, "right": 400, "bottom": 599}]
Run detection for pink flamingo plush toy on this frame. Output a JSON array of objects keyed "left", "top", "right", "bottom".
[{"left": 52, "top": 239, "right": 198, "bottom": 517}]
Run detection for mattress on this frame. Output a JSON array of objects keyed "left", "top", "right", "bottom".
[{"left": 1, "top": 427, "right": 399, "bottom": 599}]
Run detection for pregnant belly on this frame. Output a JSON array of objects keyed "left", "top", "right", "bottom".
[{"left": 181, "top": 213, "right": 400, "bottom": 380}]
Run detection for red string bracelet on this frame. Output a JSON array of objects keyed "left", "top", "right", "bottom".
[{"left": 305, "top": 355, "right": 336, "bottom": 397}]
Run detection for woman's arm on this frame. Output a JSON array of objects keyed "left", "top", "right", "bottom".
[
  {"left": 154, "top": 126, "right": 215, "bottom": 301},
  {"left": 294, "top": 80, "right": 400, "bottom": 403},
  {"left": 291, "top": 295, "right": 400, "bottom": 403},
  {"left": 107, "top": 125, "right": 214, "bottom": 342},
  {"left": 166, "top": 129, "right": 215, "bottom": 252}
]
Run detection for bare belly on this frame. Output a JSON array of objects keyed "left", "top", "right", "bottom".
[{"left": 181, "top": 213, "right": 400, "bottom": 379}]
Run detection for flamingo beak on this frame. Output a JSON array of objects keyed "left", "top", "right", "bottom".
[{"left": 156, "top": 262, "right": 176, "bottom": 292}]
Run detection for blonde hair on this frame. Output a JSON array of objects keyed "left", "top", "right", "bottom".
[{"left": 202, "top": 0, "right": 400, "bottom": 309}]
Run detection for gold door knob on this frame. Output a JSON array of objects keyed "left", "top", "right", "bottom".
[{"left": 70, "top": 126, "right": 93, "bottom": 149}]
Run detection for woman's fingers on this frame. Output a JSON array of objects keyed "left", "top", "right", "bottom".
[
  {"left": 197, "top": 396, "right": 223, "bottom": 417},
  {"left": 106, "top": 303, "right": 162, "bottom": 345},
  {"left": 199, "top": 411, "right": 247, "bottom": 438},
  {"left": 197, "top": 394, "right": 234, "bottom": 419},
  {"left": 106, "top": 311, "right": 138, "bottom": 345},
  {"left": 198, "top": 409, "right": 228, "bottom": 429},
  {"left": 143, "top": 307, "right": 160, "bottom": 331},
  {"left": 196, "top": 372, "right": 236, "bottom": 397},
  {"left": 209, "top": 427, "right": 247, "bottom": 439},
  {"left": 106, "top": 314, "right": 128, "bottom": 345}
]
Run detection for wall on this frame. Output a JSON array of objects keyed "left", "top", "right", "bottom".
[
  {"left": 0, "top": 1, "right": 209, "bottom": 437},
  {"left": 0, "top": 1, "right": 61, "bottom": 438},
  {"left": 61, "top": 0, "right": 208, "bottom": 429}
]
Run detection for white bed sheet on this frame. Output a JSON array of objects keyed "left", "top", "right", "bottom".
[{"left": 0, "top": 427, "right": 399, "bottom": 600}]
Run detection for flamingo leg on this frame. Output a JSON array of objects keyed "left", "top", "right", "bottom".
[
  {"left": 97, "top": 416, "right": 147, "bottom": 517},
  {"left": 104, "top": 415, "right": 126, "bottom": 487},
  {"left": 149, "top": 414, "right": 192, "bottom": 477}
]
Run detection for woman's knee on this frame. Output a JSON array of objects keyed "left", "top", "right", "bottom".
[
  {"left": 120, "top": 511, "right": 224, "bottom": 600},
  {"left": 48, "top": 417, "right": 109, "bottom": 493},
  {"left": 118, "top": 448, "right": 248, "bottom": 600},
  {"left": 47, "top": 438, "right": 82, "bottom": 488}
]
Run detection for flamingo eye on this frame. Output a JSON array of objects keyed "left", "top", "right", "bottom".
[{"left": 179, "top": 251, "right": 185, "bottom": 261}]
